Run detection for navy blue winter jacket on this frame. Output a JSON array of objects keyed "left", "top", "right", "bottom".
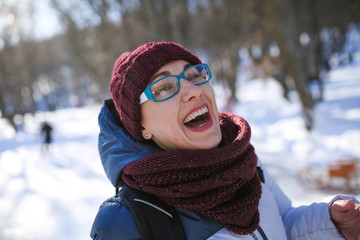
[
  {"left": 90, "top": 101, "right": 223, "bottom": 239},
  {"left": 91, "top": 101, "right": 354, "bottom": 240}
]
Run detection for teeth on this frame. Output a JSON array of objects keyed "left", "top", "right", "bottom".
[{"left": 184, "top": 107, "right": 208, "bottom": 123}]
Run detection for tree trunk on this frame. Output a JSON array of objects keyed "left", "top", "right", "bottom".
[{"left": 259, "top": 0, "right": 314, "bottom": 129}]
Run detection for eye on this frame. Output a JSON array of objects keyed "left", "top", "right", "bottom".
[
  {"left": 187, "top": 73, "right": 205, "bottom": 83},
  {"left": 187, "top": 73, "right": 200, "bottom": 80},
  {"left": 153, "top": 83, "right": 174, "bottom": 98}
]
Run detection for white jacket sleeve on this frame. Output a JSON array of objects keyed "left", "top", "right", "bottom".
[{"left": 260, "top": 164, "right": 359, "bottom": 240}]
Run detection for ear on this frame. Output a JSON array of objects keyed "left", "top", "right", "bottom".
[{"left": 141, "top": 129, "right": 153, "bottom": 140}]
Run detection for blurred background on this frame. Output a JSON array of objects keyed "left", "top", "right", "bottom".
[
  {"left": 0, "top": 0, "right": 359, "bottom": 129},
  {"left": 0, "top": 0, "right": 359, "bottom": 239}
]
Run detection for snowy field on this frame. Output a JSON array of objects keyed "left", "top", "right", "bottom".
[{"left": 0, "top": 65, "right": 359, "bottom": 239}]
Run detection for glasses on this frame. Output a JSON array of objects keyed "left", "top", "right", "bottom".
[{"left": 139, "top": 63, "right": 212, "bottom": 104}]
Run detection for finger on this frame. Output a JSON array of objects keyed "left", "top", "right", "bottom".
[
  {"left": 331, "top": 200, "right": 357, "bottom": 222},
  {"left": 355, "top": 203, "right": 360, "bottom": 211},
  {"left": 332, "top": 199, "right": 355, "bottom": 212}
]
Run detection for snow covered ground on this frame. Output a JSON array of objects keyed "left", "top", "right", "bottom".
[{"left": 0, "top": 65, "right": 359, "bottom": 239}]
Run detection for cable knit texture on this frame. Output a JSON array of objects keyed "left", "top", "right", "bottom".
[
  {"left": 109, "top": 42, "right": 201, "bottom": 142},
  {"left": 122, "top": 112, "right": 262, "bottom": 235}
]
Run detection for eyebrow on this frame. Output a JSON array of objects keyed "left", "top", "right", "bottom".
[
  {"left": 149, "top": 63, "right": 194, "bottom": 83},
  {"left": 183, "top": 63, "right": 192, "bottom": 70},
  {"left": 150, "top": 71, "right": 170, "bottom": 83}
]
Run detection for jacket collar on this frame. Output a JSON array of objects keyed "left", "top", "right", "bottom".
[{"left": 98, "top": 100, "right": 161, "bottom": 187}]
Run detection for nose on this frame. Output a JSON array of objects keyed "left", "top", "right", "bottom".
[{"left": 179, "top": 78, "right": 203, "bottom": 102}]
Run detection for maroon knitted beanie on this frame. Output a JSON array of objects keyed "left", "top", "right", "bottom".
[{"left": 109, "top": 42, "right": 201, "bottom": 142}]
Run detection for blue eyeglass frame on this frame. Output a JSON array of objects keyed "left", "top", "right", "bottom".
[{"left": 139, "top": 63, "right": 212, "bottom": 104}]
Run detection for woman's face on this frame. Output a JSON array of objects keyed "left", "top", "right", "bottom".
[{"left": 141, "top": 60, "right": 222, "bottom": 150}]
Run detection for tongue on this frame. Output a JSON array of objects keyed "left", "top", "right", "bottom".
[{"left": 184, "top": 114, "right": 209, "bottom": 128}]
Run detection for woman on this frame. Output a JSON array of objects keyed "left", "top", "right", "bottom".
[{"left": 91, "top": 42, "right": 360, "bottom": 240}]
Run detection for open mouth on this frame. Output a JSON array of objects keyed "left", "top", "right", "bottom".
[{"left": 184, "top": 106, "right": 210, "bottom": 128}]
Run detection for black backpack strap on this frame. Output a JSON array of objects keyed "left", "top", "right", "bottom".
[
  {"left": 257, "top": 166, "right": 265, "bottom": 183},
  {"left": 119, "top": 185, "right": 187, "bottom": 240}
]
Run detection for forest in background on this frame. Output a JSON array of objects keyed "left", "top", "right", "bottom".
[{"left": 1, "top": 0, "right": 360, "bottom": 131}]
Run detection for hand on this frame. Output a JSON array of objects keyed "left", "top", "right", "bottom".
[{"left": 330, "top": 199, "right": 360, "bottom": 240}]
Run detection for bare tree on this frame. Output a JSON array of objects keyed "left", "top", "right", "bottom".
[
  {"left": 0, "top": 1, "right": 38, "bottom": 127},
  {"left": 2, "top": 0, "right": 360, "bottom": 131}
]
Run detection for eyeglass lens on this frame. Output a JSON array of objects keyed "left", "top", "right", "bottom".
[{"left": 150, "top": 64, "right": 210, "bottom": 101}]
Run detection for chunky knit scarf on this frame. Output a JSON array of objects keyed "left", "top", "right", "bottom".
[{"left": 122, "top": 112, "right": 262, "bottom": 235}]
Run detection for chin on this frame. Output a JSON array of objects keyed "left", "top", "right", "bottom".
[{"left": 192, "top": 134, "right": 222, "bottom": 150}]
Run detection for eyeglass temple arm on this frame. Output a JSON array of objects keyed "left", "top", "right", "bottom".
[{"left": 139, "top": 92, "right": 149, "bottom": 104}]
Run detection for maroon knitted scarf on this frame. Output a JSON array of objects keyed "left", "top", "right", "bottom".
[{"left": 122, "top": 112, "right": 262, "bottom": 235}]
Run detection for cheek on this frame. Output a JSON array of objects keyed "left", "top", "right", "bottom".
[
  {"left": 141, "top": 104, "right": 155, "bottom": 129},
  {"left": 141, "top": 104, "right": 179, "bottom": 133}
]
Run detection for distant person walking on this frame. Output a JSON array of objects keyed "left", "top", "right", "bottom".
[{"left": 41, "top": 121, "right": 53, "bottom": 151}]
